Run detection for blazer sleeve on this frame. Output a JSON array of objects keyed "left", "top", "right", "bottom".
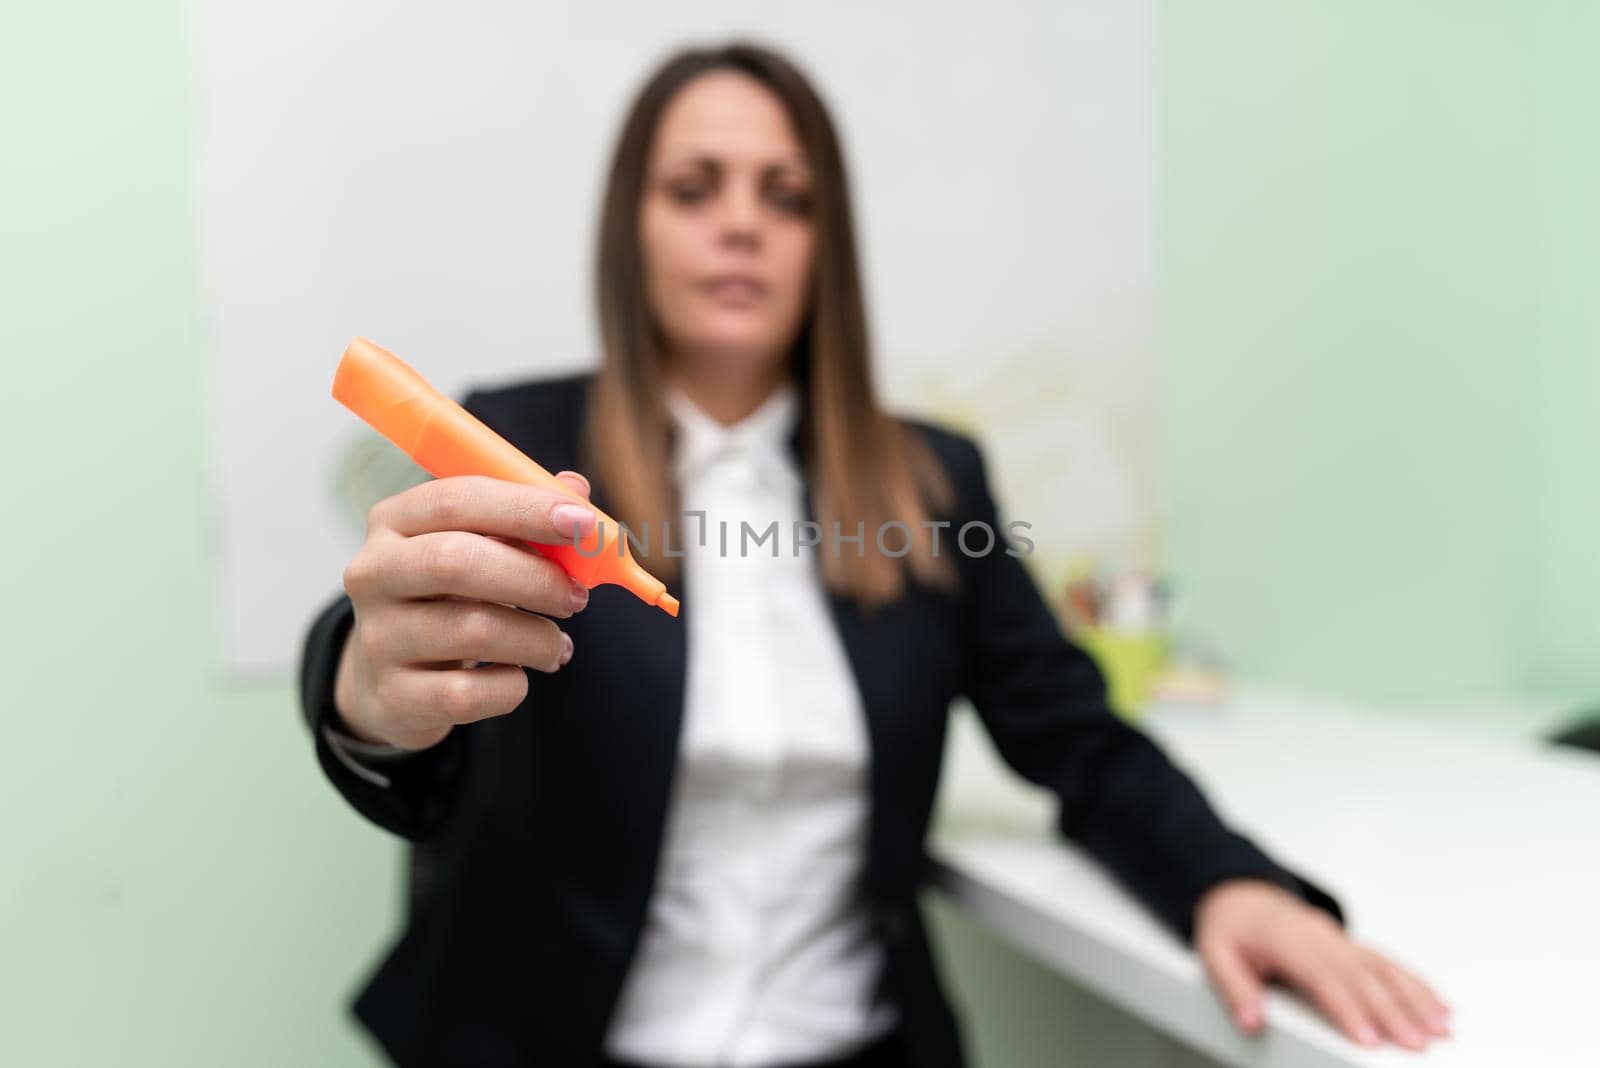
[
  {"left": 948, "top": 432, "right": 1342, "bottom": 941},
  {"left": 298, "top": 590, "right": 471, "bottom": 841}
]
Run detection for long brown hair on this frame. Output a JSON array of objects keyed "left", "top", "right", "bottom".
[{"left": 584, "top": 41, "right": 954, "bottom": 608}]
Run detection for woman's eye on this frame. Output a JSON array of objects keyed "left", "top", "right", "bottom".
[
  {"left": 767, "top": 186, "right": 813, "bottom": 216},
  {"left": 667, "top": 181, "right": 710, "bottom": 206}
]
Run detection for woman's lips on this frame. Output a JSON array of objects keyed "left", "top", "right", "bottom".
[{"left": 701, "top": 275, "right": 767, "bottom": 305}]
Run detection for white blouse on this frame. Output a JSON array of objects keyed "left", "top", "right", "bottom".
[{"left": 601, "top": 380, "right": 898, "bottom": 1066}]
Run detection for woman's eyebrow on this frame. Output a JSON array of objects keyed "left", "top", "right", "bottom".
[
  {"left": 658, "top": 150, "right": 810, "bottom": 177},
  {"left": 657, "top": 153, "right": 720, "bottom": 173},
  {"left": 763, "top": 160, "right": 813, "bottom": 181}
]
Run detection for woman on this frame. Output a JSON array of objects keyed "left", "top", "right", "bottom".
[{"left": 300, "top": 42, "right": 1448, "bottom": 1068}]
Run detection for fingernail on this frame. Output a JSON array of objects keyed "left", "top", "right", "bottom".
[
  {"left": 1235, "top": 1006, "right": 1260, "bottom": 1032},
  {"left": 552, "top": 503, "right": 596, "bottom": 539},
  {"left": 558, "top": 632, "right": 574, "bottom": 666},
  {"left": 569, "top": 578, "right": 590, "bottom": 612},
  {"left": 1357, "top": 1026, "right": 1380, "bottom": 1047}
]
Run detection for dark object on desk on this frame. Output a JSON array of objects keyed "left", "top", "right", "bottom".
[{"left": 1551, "top": 709, "right": 1600, "bottom": 753}]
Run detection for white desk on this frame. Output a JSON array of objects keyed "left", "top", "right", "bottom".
[{"left": 928, "top": 687, "right": 1599, "bottom": 1067}]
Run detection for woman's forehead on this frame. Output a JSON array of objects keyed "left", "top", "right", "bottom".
[{"left": 651, "top": 71, "right": 810, "bottom": 172}]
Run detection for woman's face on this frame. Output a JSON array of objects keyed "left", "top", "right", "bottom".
[{"left": 639, "top": 70, "right": 816, "bottom": 379}]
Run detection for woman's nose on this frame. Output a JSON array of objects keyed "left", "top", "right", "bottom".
[{"left": 716, "top": 185, "right": 762, "bottom": 248}]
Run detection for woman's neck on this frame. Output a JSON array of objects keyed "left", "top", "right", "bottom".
[{"left": 662, "top": 353, "right": 790, "bottom": 427}]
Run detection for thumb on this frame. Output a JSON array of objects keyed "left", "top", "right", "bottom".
[
  {"left": 1202, "top": 939, "right": 1265, "bottom": 1035},
  {"left": 554, "top": 470, "right": 592, "bottom": 499}
]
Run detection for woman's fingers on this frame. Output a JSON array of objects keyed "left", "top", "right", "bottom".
[
  {"left": 1284, "top": 942, "right": 1443, "bottom": 1051},
  {"left": 1268, "top": 931, "right": 1381, "bottom": 1048},
  {"left": 1302, "top": 968, "right": 1381, "bottom": 1048},
  {"left": 372, "top": 474, "right": 597, "bottom": 544},
  {"left": 1198, "top": 938, "right": 1265, "bottom": 1034},
  {"left": 379, "top": 662, "right": 533, "bottom": 728},
  {"left": 383, "top": 530, "right": 586, "bottom": 615},
  {"left": 368, "top": 598, "right": 571, "bottom": 672},
  {"left": 1374, "top": 952, "right": 1452, "bottom": 1038},
  {"left": 1193, "top": 881, "right": 1448, "bottom": 1053},
  {"left": 553, "top": 469, "right": 591, "bottom": 498},
  {"left": 336, "top": 472, "right": 598, "bottom": 750},
  {"left": 1353, "top": 964, "right": 1428, "bottom": 1051}
]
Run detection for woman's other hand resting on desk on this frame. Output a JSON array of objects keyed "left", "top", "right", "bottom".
[
  {"left": 332, "top": 471, "right": 597, "bottom": 751},
  {"left": 1196, "top": 879, "right": 1451, "bottom": 1052}
]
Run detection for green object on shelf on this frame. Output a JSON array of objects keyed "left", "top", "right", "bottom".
[{"left": 1075, "top": 627, "right": 1167, "bottom": 721}]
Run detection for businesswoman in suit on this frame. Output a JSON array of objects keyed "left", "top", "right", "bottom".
[{"left": 299, "top": 42, "right": 1449, "bottom": 1068}]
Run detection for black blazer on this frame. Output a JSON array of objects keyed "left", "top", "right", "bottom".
[{"left": 298, "top": 373, "right": 1340, "bottom": 1068}]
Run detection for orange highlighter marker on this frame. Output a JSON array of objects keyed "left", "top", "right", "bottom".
[{"left": 332, "top": 336, "right": 679, "bottom": 618}]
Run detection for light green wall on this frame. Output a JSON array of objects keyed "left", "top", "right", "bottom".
[
  {"left": 1527, "top": 1, "right": 1600, "bottom": 697},
  {"left": 1160, "top": 0, "right": 1597, "bottom": 705},
  {"left": 1, "top": 3, "right": 392, "bottom": 1065}
]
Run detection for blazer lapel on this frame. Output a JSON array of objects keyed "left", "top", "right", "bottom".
[
  {"left": 579, "top": 469, "right": 690, "bottom": 833},
  {"left": 787, "top": 426, "right": 901, "bottom": 899}
]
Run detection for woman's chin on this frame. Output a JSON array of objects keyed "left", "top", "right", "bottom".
[{"left": 679, "top": 329, "right": 792, "bottom": 368}]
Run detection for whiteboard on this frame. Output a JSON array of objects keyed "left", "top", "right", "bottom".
[{"left": 194, "top": 0, "right": 1156, "bottom": 674}]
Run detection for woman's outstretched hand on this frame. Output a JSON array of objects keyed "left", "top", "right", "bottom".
[
  {"left": 1195, "top": 879, "right": 1451, "bottom": 1052},
  {"left": 332, "top": 471, "right": 597, "bottom": 752}
]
